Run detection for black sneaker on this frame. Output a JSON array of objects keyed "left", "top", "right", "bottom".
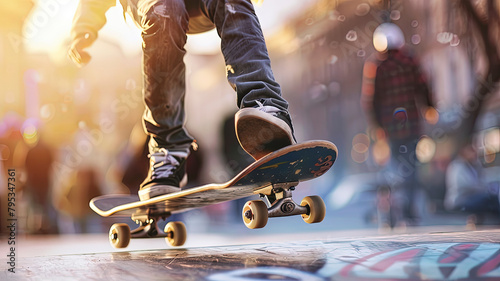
[
  {"left": 235, "top": 101, "right": 296, "bottom": 160},
  {"left": 138, "top": 148, "right": 187, "bottom": 201}
]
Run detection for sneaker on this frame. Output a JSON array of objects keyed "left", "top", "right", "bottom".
[
  {"left": 235, "top": 101, "right": 296, "bottom": 160},
  {"left": 139, "top": 148, "right": 187, "bottom": 201}
]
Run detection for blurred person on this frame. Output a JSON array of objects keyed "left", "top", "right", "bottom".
[
  {"left": 69, "top": 0, "right": 296, "bottom": 200},
  {"left": 23, "top": 136, "right": 58, "bottom": 234},
  {"left": 54, "top": 166, "right": 102, "bottom": 233},
  {"left": 445, "top": 145, "right": 499, "bottom": 225},
  {"left": 375, "top": 185, "right": 393, "bottom": 232},
  {"left": 0, "top": 116, "right": 26, "bottom": 235},
  {"left": 361, "top": 23, "right": 437, "bottom": 227}
]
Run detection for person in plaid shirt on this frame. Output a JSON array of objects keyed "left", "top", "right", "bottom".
[{"left": 362, "top": 23, "right": 437, "bottom": 228}]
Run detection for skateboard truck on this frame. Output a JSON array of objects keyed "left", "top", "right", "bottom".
[
  {"left": 129, "top": 209, "right": 172, "bottom": 238},
  {"left": 262, "top": 182, "right": 308, "bottom": 218},
  {"left": 267, "top": 189, "right": 309, "bottom": 218},
  {"left": 107, "top": 210, "right": 187, "bottom": 249},
  {"left": 130, "top": 216, "right": 161, "bottom": 239},
  {"left": 243, "top": 182, "right": 326, "bottom": 229}
]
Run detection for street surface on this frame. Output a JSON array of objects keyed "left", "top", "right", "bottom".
[{"left": 2, "top": 227, "right": 500, "bottom": 280}]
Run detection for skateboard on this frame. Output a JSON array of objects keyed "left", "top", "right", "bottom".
[{"left": 90, "top": 140, "right": 337, "bottom": 248}]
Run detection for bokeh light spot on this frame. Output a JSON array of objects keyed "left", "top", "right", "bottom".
[{"left": 416, "top": 136, "right": 436, "bottom": 163}]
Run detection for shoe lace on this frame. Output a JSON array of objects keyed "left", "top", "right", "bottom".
[
  {"left": 255, "top": 100, "right": 280, "bottom": 116},
  {"left": 149, "top": 148, "right": 180, "bottom": 180}
]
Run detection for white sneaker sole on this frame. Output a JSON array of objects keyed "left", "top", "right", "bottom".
[{"left": 138, "top": 174, "right": 188, "bottom": 201}]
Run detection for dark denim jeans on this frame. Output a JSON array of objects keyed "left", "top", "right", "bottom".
[{"left": 125, "top": 0, "right": 290, "bottom": 155}]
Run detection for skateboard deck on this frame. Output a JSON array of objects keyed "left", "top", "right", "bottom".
[
  {"left": 91, "top": 140, "right": 336, "bottom": 217},
  {"left": 90, "top": 140, "right": 337, "bottom": 248}
]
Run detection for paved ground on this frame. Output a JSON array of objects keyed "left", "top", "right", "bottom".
[
  {"left": 1, "top": 178, "right": 498, "bottom": 280},
  {"left": 2, "top": 227, "right": 500, "bottom": 280}
]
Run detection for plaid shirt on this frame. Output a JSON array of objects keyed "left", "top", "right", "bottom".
[{"left": 362, "top": 50, "right": 433, "bottom": 140}]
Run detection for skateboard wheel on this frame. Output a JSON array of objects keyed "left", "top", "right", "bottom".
[
  {"left": 300, "top": 196, "right": 326, "bottom": 224},
  {"left": 109, "top": 223, "right": 131, "bottom": 249},
  {"left": 242, "top": 200, "right": 268, "bottom": 229},
  {"left": 165, "top": 221, "right": 187, "bottom": 247}
]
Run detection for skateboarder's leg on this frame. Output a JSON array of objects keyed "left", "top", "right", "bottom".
[
  {"left": 127, "top": 0, "right": 192, "bottom": 199},
  {"left": 132, "top": 0, "right": 193, "bottom": 154},
  {"left": 199, "top": 0, "right": 296, "bottom": 159}
]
